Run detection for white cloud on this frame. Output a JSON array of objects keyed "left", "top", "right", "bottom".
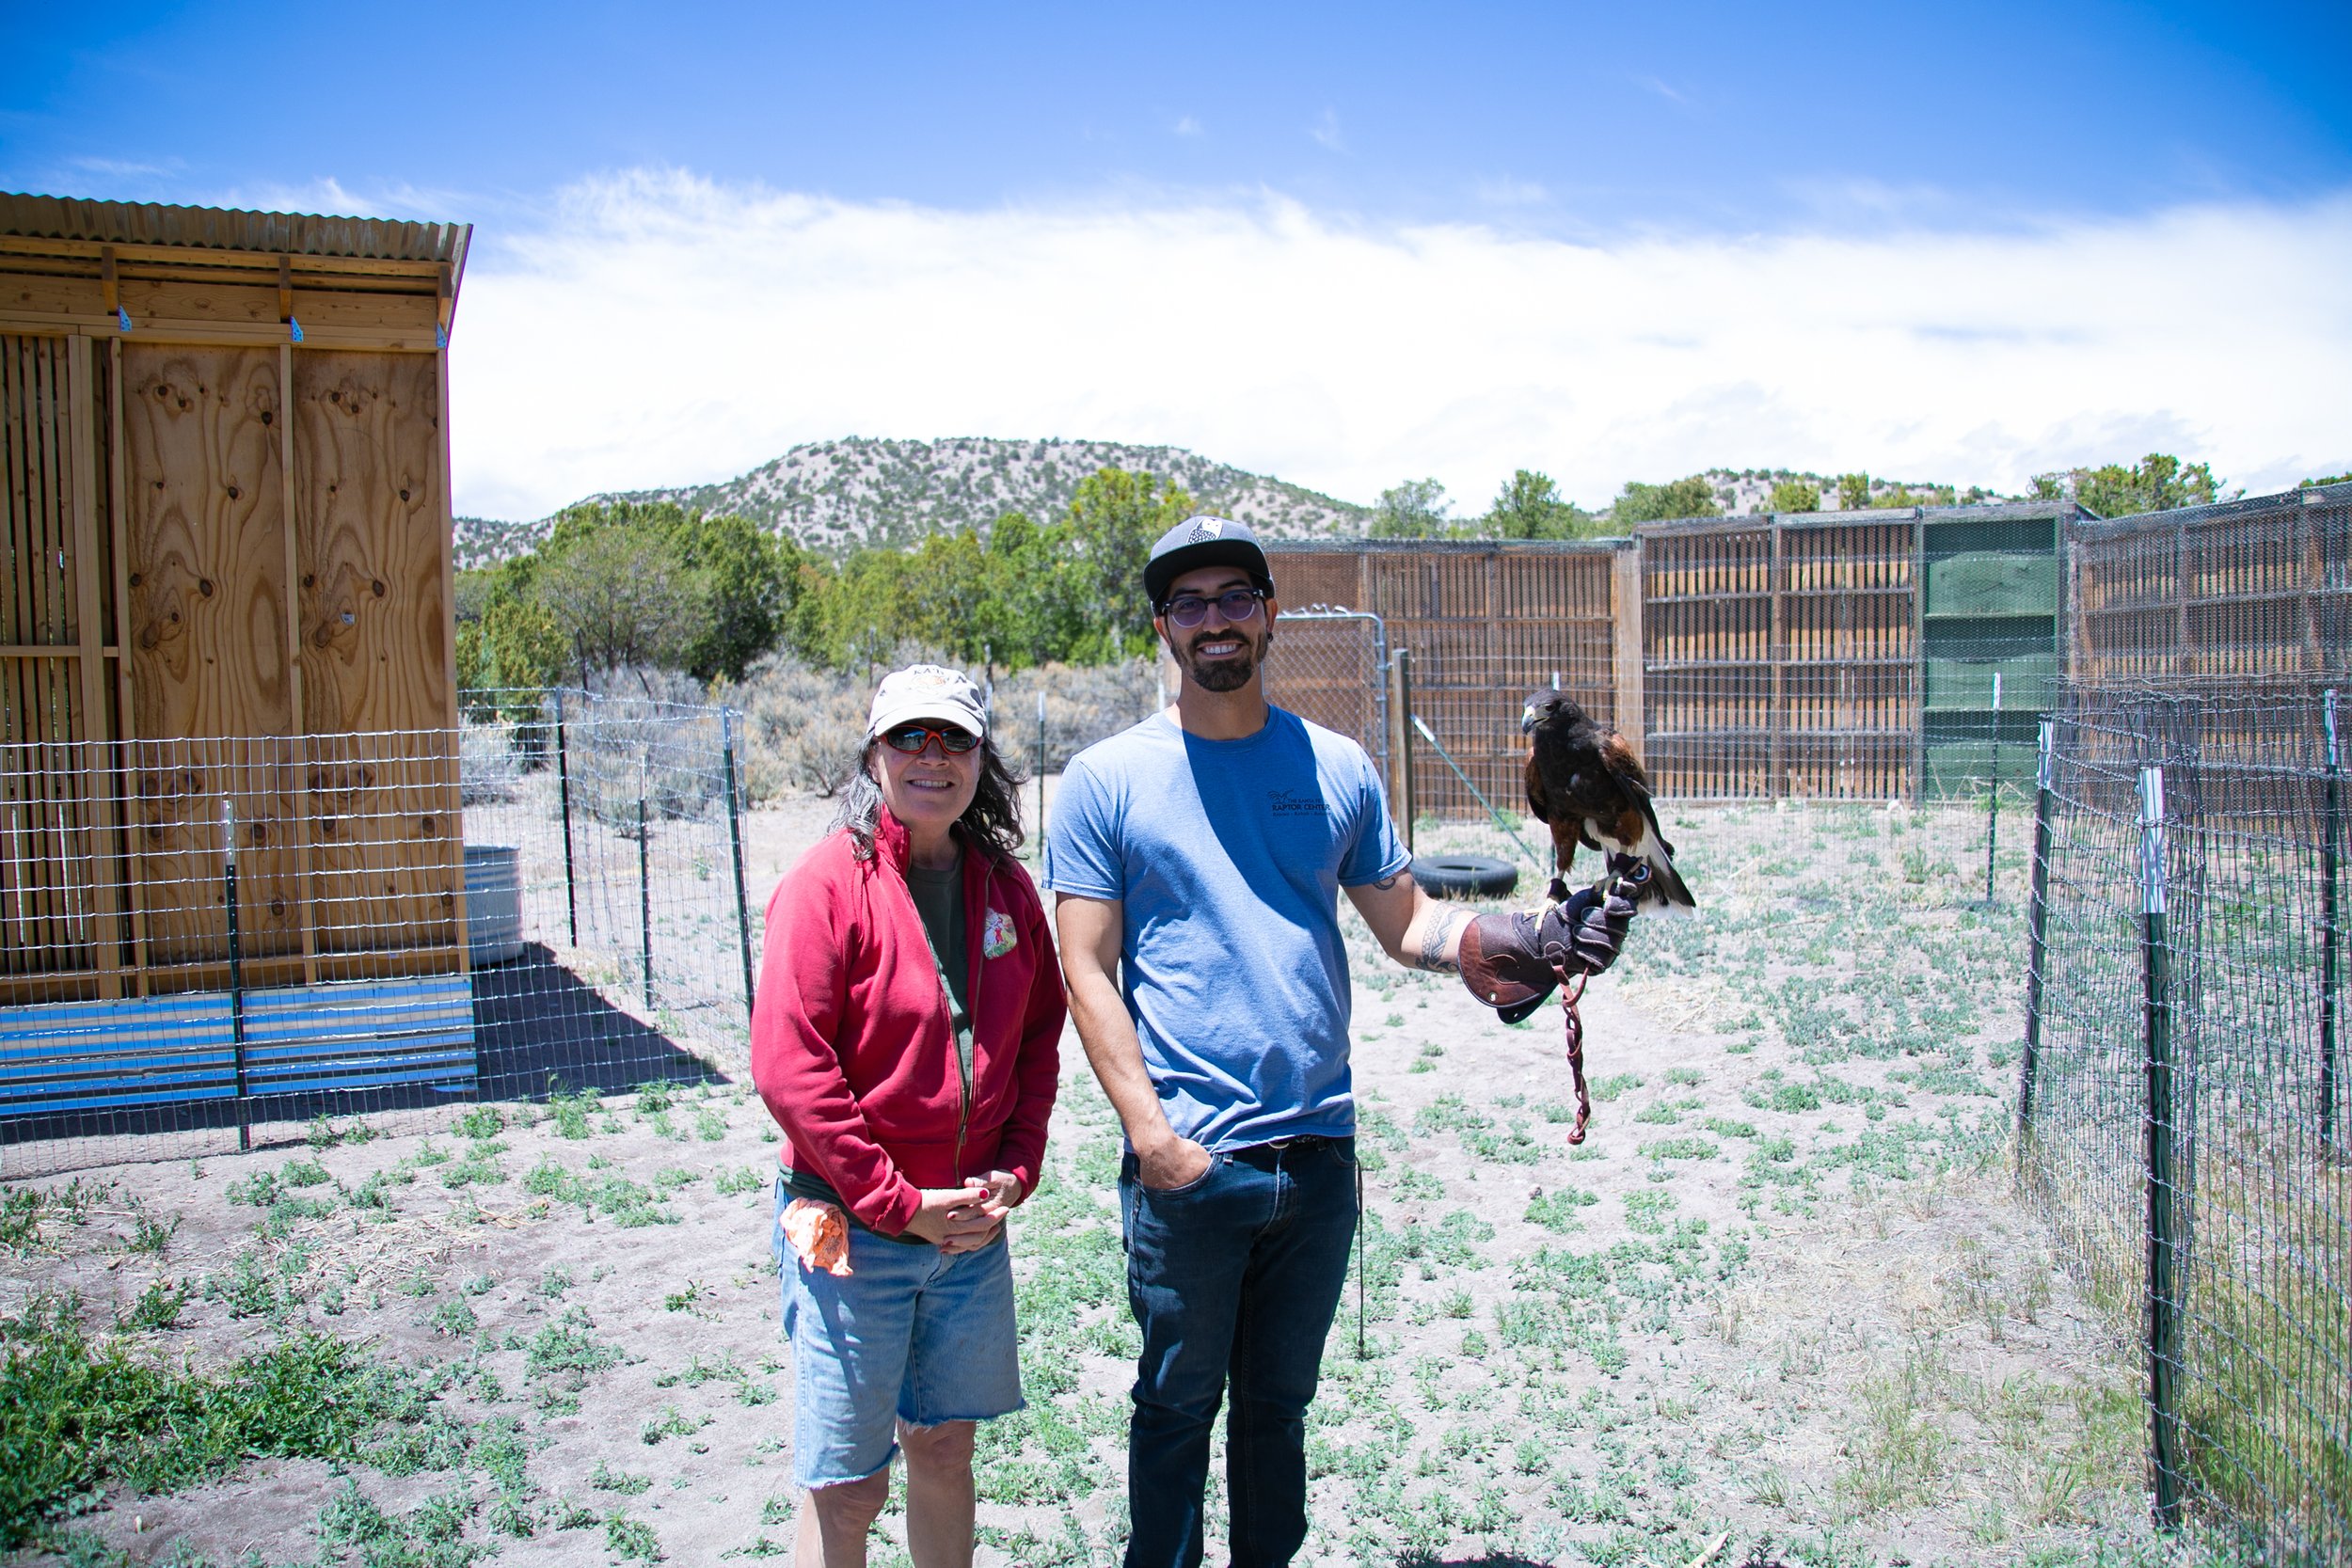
[
  {"left": 1309, "top": 110, "right": 1345, "bottom": 154},
  {"left": 1173, "top": 116, "right": 1203, "bottom": 137},
  {"left": 446, "top": 168, "right": 2352, "bottom": 520}
]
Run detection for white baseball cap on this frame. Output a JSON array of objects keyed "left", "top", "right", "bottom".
[{"left": 867, "top": 664, "right": 988, "bottom": 741}]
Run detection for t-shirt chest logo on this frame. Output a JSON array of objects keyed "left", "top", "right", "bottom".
[
  {"left": 1267, "top": 788, "right": 1328, "bottom": 816},
  {"left": 981, "top": 909, "right": 1017, "bottom": 958}
]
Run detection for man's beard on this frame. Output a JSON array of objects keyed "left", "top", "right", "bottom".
[{"left": 1181, "top": 624, "right": 1272, "bottom": 692}]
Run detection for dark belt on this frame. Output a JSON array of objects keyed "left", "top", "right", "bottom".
[{"left": 1232, "top": 1132, "right": 1348, "bottom": 1163}]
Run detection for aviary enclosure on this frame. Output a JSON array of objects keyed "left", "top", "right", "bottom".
[{"left": 0, "top": 199, "right": 491, "bottom": 1150}]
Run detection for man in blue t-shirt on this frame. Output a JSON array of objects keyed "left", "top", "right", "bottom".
[{"left": 1047, "top": 516, "right": 1632, "bottom": 1567}]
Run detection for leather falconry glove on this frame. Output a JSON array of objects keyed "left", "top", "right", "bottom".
[{"left": 1458, "top": 860, "right": 1645, "bottom": 1024}]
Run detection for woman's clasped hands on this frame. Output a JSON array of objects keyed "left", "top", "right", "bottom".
[{"left": 901, "top": 1169, "right": 1023, "bottom": 1253}]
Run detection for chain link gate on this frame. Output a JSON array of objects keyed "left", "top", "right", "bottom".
[{"left": 1266, "top": 609, "right": 1391, "bottom": 792}]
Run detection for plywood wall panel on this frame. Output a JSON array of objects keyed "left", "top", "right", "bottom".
[
  {"left": 292, "top": 352, "right": 450, "bottom": 735},
  {"left": 121, "top": 343, "right": 294, "bottom": 739},
  {"left": 119, "top": 343, "right": 303, "bottom": 966},
  {"left": 292, "top": 352, "right": 459, "bottom": 962}
]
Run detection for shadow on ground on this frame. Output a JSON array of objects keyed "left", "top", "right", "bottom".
[{"left": 472, "top": 944, "right": 725, "bottom": 1100}]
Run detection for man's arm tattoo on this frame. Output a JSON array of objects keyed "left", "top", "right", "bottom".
[
  {"left": 1414, "top": 909, "right": 1470, "bottom": 973},
  {"left": 1371, "top": 873, "right": 1402, "bottom": 891}
]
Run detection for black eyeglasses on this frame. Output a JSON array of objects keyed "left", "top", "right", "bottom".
[
  {"left": 882, "top": 722, "right": 981, "bottom": 756},
  {"left": 1161, "top": 588, "right": 1266, "bottom": 628}
]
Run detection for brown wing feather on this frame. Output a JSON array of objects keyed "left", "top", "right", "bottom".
[{"left": 1597, "top": 730, "right": 1648, "bottom": 786}]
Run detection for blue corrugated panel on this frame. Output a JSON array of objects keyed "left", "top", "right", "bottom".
[{"left": 0, "top": 976, "right": 477, "bottom": 1119}]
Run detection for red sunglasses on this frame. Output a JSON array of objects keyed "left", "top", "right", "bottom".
[{"left": 882, "top": 722, "right": 981, "bottom": 757}]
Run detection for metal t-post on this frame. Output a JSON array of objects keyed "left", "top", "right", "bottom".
[
  {"left": 2016, "top": 718, "right": 2057, "bottom": 1174},
  {"left": 1394, "top": 650, "right": 1417, "bottom": 856},
  {"left": 721, "top": 709, "right": 755, "bottom": 1026},
  {"left": 1036, "top": 689, "right": 1048, "bottom": 849},
  {"left": 554, "top": 691, "right": 579, "bottom": 946},
  {"left": 1985, "top": 672, "right": 2002, "bottom": 903},
  {"left": 2138, "top": 766, "right": 2183, "bottom": 1530},
  {"left": 223, "top": 800, "right": 250, "bottom": 1152},
  {"left": 638, "top": 796, "right": 654, "bottom": 1009},
  {"left": 2322, "top": 689, "right": 2342, "bottom": 1150}
]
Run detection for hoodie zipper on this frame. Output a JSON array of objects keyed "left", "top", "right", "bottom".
[{"left": 952, "top": 866, "right": 983, "bottom": 1176}]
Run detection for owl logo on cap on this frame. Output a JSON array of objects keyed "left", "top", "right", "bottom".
[{"left": 1187, "top": 520, "right": 1226, "bottom": 544}]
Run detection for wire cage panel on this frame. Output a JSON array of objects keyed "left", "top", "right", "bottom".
[
  {"left": 1265, "top": 541, "right": 1623, "bottom": 825},
  {"left": 2072, "top": 486, "right": 2351, "bottom": 691},
  {"left": 2022, "top": 684, "right": 2350, "bottom": 1558},
  {"left": 1637, "top": 517, "right": 1926, "bottom": 800},
  {"left": 2, "top": 689, "right": 757, "bottom": 1177}
]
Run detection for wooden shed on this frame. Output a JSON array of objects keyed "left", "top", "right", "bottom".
[{"left": 1, "top": 195, "right": 471, "bottom": 1048}]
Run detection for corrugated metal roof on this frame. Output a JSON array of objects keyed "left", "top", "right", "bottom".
[{"left": 0, "top": 193, "right": 468, "bottom": 265}]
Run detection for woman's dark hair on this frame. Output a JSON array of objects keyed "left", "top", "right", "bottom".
[{"left": 833, "top": 735, "right": 1026, "bottom": 862}]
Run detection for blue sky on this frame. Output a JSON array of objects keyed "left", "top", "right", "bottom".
[
  {"left": 9, "top": 2, "right": 2346, "bottom": 233},
  {"left": 6, "top": 2, "right": 2347, "bottom": 516}
]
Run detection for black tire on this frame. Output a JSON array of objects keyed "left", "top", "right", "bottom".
[{"left": 1410, "top": 853, "right": 1518, "bottom": 900}]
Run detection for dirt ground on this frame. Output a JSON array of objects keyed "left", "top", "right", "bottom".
[{"left": 3, "top": 784, "right": 2179, "bottom": 1567}]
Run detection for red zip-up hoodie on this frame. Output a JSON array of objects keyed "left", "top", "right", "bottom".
[{"left": 751, "top": 807, "right": 1064, "bottom": 1237}]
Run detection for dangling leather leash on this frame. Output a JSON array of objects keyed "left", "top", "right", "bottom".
[
  {"left": 1549, "top": 858, "right": 1646, "bottom": 1148},
  {"left": 1553, "top": 965, "right": 1592, "bottom": 1145}
]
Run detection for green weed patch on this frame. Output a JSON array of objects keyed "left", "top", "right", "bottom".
[{"left": 0, "top": 1296, "right": 421, "bottom": 1548}]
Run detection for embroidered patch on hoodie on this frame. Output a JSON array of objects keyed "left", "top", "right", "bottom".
[{"left": 981, "top": 909, "right": 1017, "bottom": 959}]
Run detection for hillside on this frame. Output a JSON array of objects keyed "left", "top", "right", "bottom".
[
  {"left": 454, "top": 450, "right": 2018, "bottom": 569},
  {"left": 454, "top": 436, "right": 1368, "bottom": 567},
  {"left": 1664, "top": 468, "right": 2010, "bottom": 519}
]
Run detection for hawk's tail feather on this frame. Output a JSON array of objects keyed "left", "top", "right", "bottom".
[
  {"left": 1614, "top": 818, "right": 1697, "bottom": 914},
  {"left": 1643, "top": 852, "right": 1697, "bottom": 914}
]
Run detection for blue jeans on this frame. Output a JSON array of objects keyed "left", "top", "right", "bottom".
[{"left": 1120, "top": 1135, "right": 1359, "bottom": 1568}]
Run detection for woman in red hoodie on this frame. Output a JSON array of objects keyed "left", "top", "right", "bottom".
[{"left": 752, "top": 664, "right": 1063, "bottom": 1568}]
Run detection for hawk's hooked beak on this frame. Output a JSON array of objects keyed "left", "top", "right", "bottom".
[{"left": 1519, "top": 706, "right": 1539, "bottom": 735}]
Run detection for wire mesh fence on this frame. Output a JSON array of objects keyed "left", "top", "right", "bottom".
[
  {"left": 1, "top": 688, "right": 754, "bottom": 1177},
  {"left": 2070, "top": 483, "right": 2350, "bottom": 690},
  {"left": 1264, "top": 606, "right": 1390, "bottom": 772},
  {"left": 2019, "top": 683, "right": 2349, "bottom": 1559}
]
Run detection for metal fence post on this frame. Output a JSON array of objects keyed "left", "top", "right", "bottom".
[
  {"left": 721, "top": 709, "right": 755, "bottom": 1027},
  {"left": 554, "top": 690, "right": 579, "bottom": 947},
  {"left": 1985, "top": 672, "right": 2002, "bottom": 903},
  {"left": 638, "top": 796, "right": 654, "bottom": 1010},
  {"left": 1393, "top": 649, "right": 1416, "bottom": 855},
  {"left": 1036, "top": 689, "right": 1048, "bottom": 850},
  {"left": 223, "top": 800, "right": 250, "bottom": 1153},
  {"left": 2016, "top": 718, "right": 2057, "bottom": 1172},
  {"left": 2323, "top": 689, "right": 2342, "bottom": 1150},
  {"left": 2138, "top": 765, "right": 2183, "bottom": 1531}
]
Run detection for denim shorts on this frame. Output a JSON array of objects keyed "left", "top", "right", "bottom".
[{"left": 772, "top": 1181, "right": 1024, "bottom": 1489}]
